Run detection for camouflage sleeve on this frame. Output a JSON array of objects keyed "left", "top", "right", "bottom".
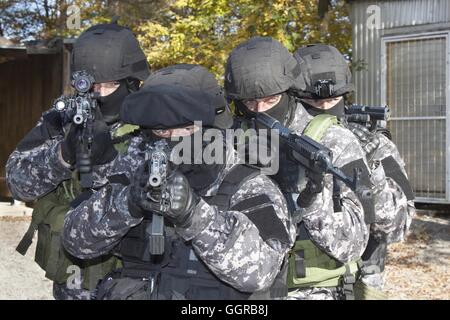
[
  {"left": 369, "top": 134, "right": 416, "bottom": 243},
  {"left": 62, "top": 137, "right": 146, "bottom": 259},
  {"left": 301, "top": 126, "right": 370, "bottom": 263},
  {"left": 370, "top": 134, "right": 406, "bottom": 171},
  {"left": 62, "top": 183, "right": 143, "bottom": 259},
  {"left": 5, "top": 116, "right": 133, "bottom": 202},
  {"left": 5, "top": 119, "right": 72, "bottom": 201},
  {"left": 175, "top": 174, "right": 295, "bottom": 293}
]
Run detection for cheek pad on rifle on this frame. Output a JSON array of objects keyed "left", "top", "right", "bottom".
[
  {"left": 340, "top": 158, "right": 375, "bottom": 225},
  {"left": 381, "top": 156, "right": 415, "bottom": 201}
]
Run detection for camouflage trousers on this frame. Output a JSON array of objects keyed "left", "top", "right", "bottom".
[{"left": 286, "top": 287, "right": 339, "bottom": 300}]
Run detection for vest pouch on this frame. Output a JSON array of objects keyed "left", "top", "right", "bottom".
[
  {"left": 35, "top": 223, "right": 51, "bottom": 271},
  {"left": 184, "top": 278, "right": 222, "bottom": 300},
  {"left": 33, "top": 187, "right": 71, "bottom": 276},
  {"left": 288, "top": 239, "right": 359, "bottom": 289},
  {"left": 33, "top": 182, "right": 121, "bottom": 291},
  {"left": 34, "top": 194, "right": 79, "bottom": 284},
  {"left": 158, "top": 272, "right": 250, "bottom": 300},
  {"left": 81, "top": 257, "right": 123, "bottom": 291}
]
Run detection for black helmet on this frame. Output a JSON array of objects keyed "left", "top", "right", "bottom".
[
  {"left": 293, "top": 44, "right": 354, "bottom": 99},
  {"left": 224, "top": 36, "right": 303, "bottom": 100},
  {"left": 71, "top": 23, "right": 150, "bottom": 83},
  {"left": 121, "top": 64, "right": 233, "bottom": 129}
]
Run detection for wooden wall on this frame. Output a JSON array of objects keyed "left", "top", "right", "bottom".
[{"left": 0, "top": 53, "right": 62, "bottom": 198}]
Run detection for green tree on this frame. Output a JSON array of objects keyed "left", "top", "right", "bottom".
[
  {"left": 2, "top": 0, "right": 351, "bottom": 79},
  {"left": 137, "top": 0, "right": 351, "bottom": 79},
  {"left": 0, "top": 0, "right": 166, "bottom": 42}
]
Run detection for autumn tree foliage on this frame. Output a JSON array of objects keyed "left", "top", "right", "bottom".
[
  {"left": 1, "top": 0, "right": 351, "bottom": 79},
  {"left": 137, "top": 0, "right": 351, "bottom": 78}
]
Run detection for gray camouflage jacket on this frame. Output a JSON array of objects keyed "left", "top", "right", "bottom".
[
  {"left": 6, "top": 113, "right": 117, "bottom": 201},
  {"left": 62, "top": 135, "right": 296, "bottom": 293},
  {"left": 367, "top": 133, "right": 416, "bottom": 244},
  {"left": 288, "top": 103, "right": 374, "bottom": 263}
]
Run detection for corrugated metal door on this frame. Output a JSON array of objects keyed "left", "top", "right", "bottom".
[{"left": 382, "top": 33, "right": 449, "bottom": 202}]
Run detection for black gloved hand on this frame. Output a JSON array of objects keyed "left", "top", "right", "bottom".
[
  {"left": 346, "top": 122, "right": 380, "bottom": 157},
  {"left": 60, "top": 123, "right": 79, "bottom": 166},
  {"left": 297, "top": 170, "right": 325, "bottom": 208},
  {"left": 128, "top": 164, "right": 199, "bottom": 227},
  {"left": 17, "top": 109, "right": 65, "bottom": 152},
  {"left": 89, "top": 111, "right": 118, "bottom": 165},
  {"left": 42, "top": 109, "right": 64, "bottom": 137},
  {"left": 60, "top": 109, "right": 118, "bottom": 166}
]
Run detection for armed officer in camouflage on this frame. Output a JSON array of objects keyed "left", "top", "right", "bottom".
[
  {"left": 224, "top": 36, "right": 390, "bottom": 300},
  {"left": 293, "top": 44, "right": 416, "bottom": 292},
  {"left": 61, "top": 64, "right": 296, "bottom": 299},
  {"left": 5, "top": 22, "right": 150, "bottom": 299}
]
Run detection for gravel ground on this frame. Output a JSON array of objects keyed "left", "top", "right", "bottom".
[
  {"left": 0, "top": 211, "right": 448, "bottom": 300},
  {"left": 384, "top": 211, "right": 450, "bottom": 300},
  {"left": 0, "top": 216, "right": 53, "bottom": 300}
]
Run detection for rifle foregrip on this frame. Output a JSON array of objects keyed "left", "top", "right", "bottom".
[{"left": 149, "top": 214, "right": 165, "bottom": 255}]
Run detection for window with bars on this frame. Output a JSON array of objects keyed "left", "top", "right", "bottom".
[{"left": 385, "top": 36, "right": 448, "bottom": 200}]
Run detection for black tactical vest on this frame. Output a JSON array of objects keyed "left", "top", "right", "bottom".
[{"left": 118, "top": 164, "right": 284, "bottom": 300}]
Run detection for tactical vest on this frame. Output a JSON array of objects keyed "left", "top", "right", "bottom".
[
  {"left": 287, "top": 115, "right": 388, "bottom": 299},
  {"left": 16, "top": 124, "right": 139, "bottom": 291},
  {"left": 117, "top": 164, "right": 287, "bottom": 300},
  {"left": 282, "top": 114, "right": 381, "bottom": 299}
]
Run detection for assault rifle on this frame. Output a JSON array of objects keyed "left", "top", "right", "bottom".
[
  {"left": 52, "top": 70, "right": 99, "bottom": 188},
  {"left": 254, "top": 112, "right": 372, "bottom": 206},
  {"left": 144, "top": 139, "right": 171, "bottom": 256},
  {"left": 344, "top": 104, "right": 390, "bottom": 131}
]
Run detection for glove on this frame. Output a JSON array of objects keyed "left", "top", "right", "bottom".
[
  {"left": 60, "top": 123, "right": 79, "bottom": 165},
  {"left": 42, "top": 109, "right": 64, "bottom": 137},
  {"left": 89, "top": 112, "right": 118, "bottom": 165},
  {"left": 128, "top": 164, "right": 199, "bottom": 227},
  {"left": 60, "top": 109, "right": 118, "bottom": 166},
  {"left": 297, "top": 169, "right": 325, "bottom": 208},
  {"left": 346, "top": 122, "right": 380, "bottom": 157},
  {"left": 16, "top": 109, "right": 64, "bottom": 152}
]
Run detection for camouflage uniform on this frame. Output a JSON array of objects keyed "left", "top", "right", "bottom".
[
  {"left": 6, "top": 114, "right": 120, "bottom": 300},
  {"left": 367, "top": 133, "right": 415, "bottom": 242},
  {"left": 285, "top": 103, "right": 398, "bottom": 300},
  {"left": 6, "top": 115, "right": 116, "bottom": 202},
  {"left": 6, "top": 20, "right": 150, "bottom": 300},
  {"left": 62, "top": 135, "right": 296, "bottom": 298},
  {"left": 358, "top": 132, "right": 416, "bottom": 290}
]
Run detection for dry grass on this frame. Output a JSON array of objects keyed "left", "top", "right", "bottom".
[
  {"left": 0, "top": 216, "right": 31, "bottom": 222},
  {"left": 384, "top": 212, "right": 450, "bottom": 300}
]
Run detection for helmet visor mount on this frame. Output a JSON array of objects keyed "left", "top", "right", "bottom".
[{"left": 314, "top": 79, "right": 335, "bottom": 99}]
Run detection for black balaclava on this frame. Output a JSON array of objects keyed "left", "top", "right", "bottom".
[
  {"left": 302, "top": 97, "right": 345, "bottom": 118},
  {"left": 176, "top": 129, "right": 227, "bottom": 192},
  {"left": 142, "top": 128, "right": 227, "bottom": 193},
  {"left": 97, "top": 80, "right": 130, "bottom": 124},
  {"left": 236, "top": 92, "right": 296, "bottom": 126},
  {"left": 264, "top": 92, "right": 292, "bottom": 125}
]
